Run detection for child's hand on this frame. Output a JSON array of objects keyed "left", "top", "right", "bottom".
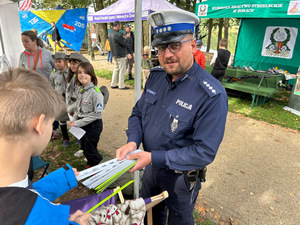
[
  {"left": 72, "top": 168, "right": 80, "bottom": 177},
  {"left": 69, "top": 210, "right": 91, "bottom": 225},
  {"left": 70, "top": 121, "right": 75, "bottom": 126}
]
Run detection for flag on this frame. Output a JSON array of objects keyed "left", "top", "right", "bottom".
[{"left": 20, "top": 0, "right": 32, "bottom": 11}]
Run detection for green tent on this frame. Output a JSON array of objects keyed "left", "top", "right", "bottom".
[
  {"left": 195, "top": 0, "right": 300, "bottom": 73},
  {"left": 195, "top": 0, "right": 300, "bottom": 19}
]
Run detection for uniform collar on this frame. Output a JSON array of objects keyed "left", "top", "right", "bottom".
[
  {"left": 165, "top": 62, "right": 197, "bottom": 88},
  {"left": 81, "top": 82, "right": 95, "bottom": 92},
  {"left": 59, "top": 67, "right": 69, "bottom": 75}
]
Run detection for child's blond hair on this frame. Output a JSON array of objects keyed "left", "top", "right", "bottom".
[
  {"left": 0, "top": 68, "right": 66, "bottom": 140},
  {"left": 143, "top": 46, "right": 150, "bottom": 54}
]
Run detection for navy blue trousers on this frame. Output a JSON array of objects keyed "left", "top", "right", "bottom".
[
  {"left": 81, "top": 119, "right": 103, "bottom": 166},
  {"left": 141, "top": 165, "right": 201, "bottom": 225}
]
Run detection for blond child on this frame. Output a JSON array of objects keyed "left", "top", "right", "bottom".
[
  {"left": 0, "top": 68, "right": 90, "bottom": 224},
  {"left": 141, "top": 46, "right": 153, "bottom": 88}
]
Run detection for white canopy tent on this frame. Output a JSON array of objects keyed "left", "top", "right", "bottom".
[
  {"left": 0, "top": 0, "right": 23, "bottom": 71},
  {"left": 87, "top": 0, "right": 184, "bottom": 23}
]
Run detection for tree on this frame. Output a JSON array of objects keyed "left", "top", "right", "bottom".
[
  {"left": 169, "top": 0, "right": 198, "bottom": 13},
  {"left": 224, "top": 18, "right": 229, "bottom": 41},
  {"left": 32, "top": 0, "right": 92, "bottom": 10},
  {"left": 206, "top": 19, "right": 213, "bottom": 53}
]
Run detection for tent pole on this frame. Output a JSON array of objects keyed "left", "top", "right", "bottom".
[
  {"left": 133, "top": 0, "right": 142, "bottom": 199},
  {"left": 149, "top": 25, "right": 152, "bottom": 57}
]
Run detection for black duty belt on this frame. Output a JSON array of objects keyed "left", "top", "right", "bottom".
[{"left": 175, "top": 167, "right": 207, "bottom": 183}]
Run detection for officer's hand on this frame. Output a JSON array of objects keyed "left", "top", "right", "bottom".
[
  {"left": 69, "top": 210, "right": 91, "bottom": 225},
  {"left": 126, "top": 151, "right": 151, "bottom": 173},
  {"left": 116, "top": 142, "right": 137, "bottom": 161}
]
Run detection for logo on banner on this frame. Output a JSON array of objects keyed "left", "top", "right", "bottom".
[
  {"left": 198, "top": 5, "right": 208, "bottom": 16},
  {"left": 287, "top": 1, "right": 300, "bottom": 15},
  {"left": 262, "top": 26, "right": 298, "bottom": 59}
]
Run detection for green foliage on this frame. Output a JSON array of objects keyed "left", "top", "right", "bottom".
[
  {"left": 95, "top": 69, "right": 140, "bottom": 88},
  {"left": 32, "top": 0, "right": 92, "bottom": 10},
  {"left": 200, "top": 24, "right": 239, "bottom": 54}
]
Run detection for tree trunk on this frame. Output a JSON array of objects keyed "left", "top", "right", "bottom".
[
  {"left": 224, "top": 18, "right": 229, "bottom": 41},
  {"left": 92, "top": 0, "right": 107, "bottom": 50},
  {"left": 142, "top": 20, "right": 150, "bottom": 48},
  {"left": 217, "top": 18, "right": 224, "bottom": 49},
  {"left": 206, "top": 19, "right": 213, "bottom": 52},
  {"left": 98, "top": 23, "right": 108, "bottom": 50}
]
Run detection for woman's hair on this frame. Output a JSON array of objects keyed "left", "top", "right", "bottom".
[
  {"left": 66, "top": 59, "right": 81, "bottom": 83},
  {"left": 76, "top": 62, "right": 98, "bottom": 86},
  {"left": 21, "top": 30, "right": 44, "bottom": 48},
  {"left": 0, "top": 68, "right": 66, "bottom": 140}
]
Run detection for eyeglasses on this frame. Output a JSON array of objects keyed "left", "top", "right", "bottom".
[{"left": 156, "top": 39, "right": 193, "bottom": 55}]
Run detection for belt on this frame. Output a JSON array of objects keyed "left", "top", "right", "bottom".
[{"left": 174, "top": 167, "right": 207, "bottom": 183}]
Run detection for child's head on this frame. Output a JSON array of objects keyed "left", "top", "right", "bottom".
[
  {"left": 219, "top": 38, "right": 228, "bottom": 48},
  {"left": 53, "top": 53, "right": 68, "bottom": 71},
  {"left": 0, "top": 68, "right": 66, "bottom": 140},
  {"left": 68, "top": 53, "right": 89, "bottom": 73},
  {"left": 143, "top": 46, "right": 150, "bottom": 54},
  {"left": 77, "top": 62, "right": 98, "bottom": 86}
]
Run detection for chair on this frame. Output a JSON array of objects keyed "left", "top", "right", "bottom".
[{"left": 32, "top": 155, "right": 49, "bottom": 179}]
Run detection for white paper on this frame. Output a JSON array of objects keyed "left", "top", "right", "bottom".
[
  {"left": 91, "top": 33, "right": 97, "bottom": 39},
  {"left": 69, "top": 126, "right": 86, "bottom": 140}
]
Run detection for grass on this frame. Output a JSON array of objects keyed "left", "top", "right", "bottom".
[
  {"left": 227, "top": 89, "right": 299, "bottom": 131},
  {"left": 95, "top": 69, "right": 136, "bottom": 87}
]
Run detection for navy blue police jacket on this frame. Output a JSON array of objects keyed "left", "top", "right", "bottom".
[{"left": 126, "top": 62, "right": 228, "bottom": 171}]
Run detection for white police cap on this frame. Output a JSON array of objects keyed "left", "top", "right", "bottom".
[{"left": 147, "top": 10, "right": 200, "bottom": 47}]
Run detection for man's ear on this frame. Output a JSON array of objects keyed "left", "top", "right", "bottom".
[
  {"left": 32, "top": 114, "right": 46, "bottom": 135},
  {"left": 191, "top": 39, "right": 197, "bottom": 52}
]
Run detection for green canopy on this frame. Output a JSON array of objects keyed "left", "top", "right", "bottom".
[
  {"left": 234, "top": 18, "right": 300, "bottom": 74},
  {"left": 195, "top": 0, "right": 300, "bottom": 18}
]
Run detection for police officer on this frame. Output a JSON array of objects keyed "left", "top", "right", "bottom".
[{"left": 116, "top": 10, "right": 228, "bottom": 225}]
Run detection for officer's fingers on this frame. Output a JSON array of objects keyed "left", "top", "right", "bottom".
[{"left": 116, "top": 147, "right": 127, "bottom": 160}]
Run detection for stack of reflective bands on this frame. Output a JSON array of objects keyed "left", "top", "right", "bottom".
[{"left": 77, "top": 150, "right": 140, "bottom": 194}]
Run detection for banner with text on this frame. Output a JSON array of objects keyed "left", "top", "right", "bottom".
[{"left": 195, "top": 0, "right": 300, "bottom": 18}]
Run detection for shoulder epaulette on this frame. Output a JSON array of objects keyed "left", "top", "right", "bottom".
[
  {"left": 150, "top": 66, "right": 164, "bottom": 72},
  {"left": 94, "top": 86, "right": 101, "bottom": 93},
  {"left": 199, "top": 79, "right": 221, "bottom": 97}
]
